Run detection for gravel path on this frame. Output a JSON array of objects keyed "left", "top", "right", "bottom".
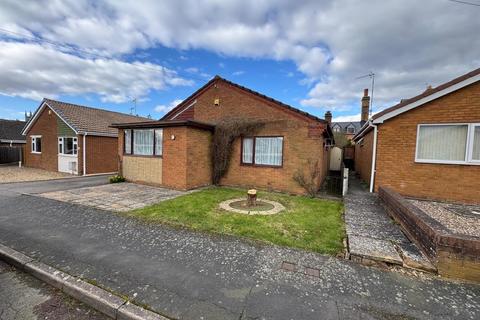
[
  {"left": 410, "top": 200, "right": 480, "bottom": 238},
  {"left": 0, "top": 166, "right": 71, "bottom": 183}
]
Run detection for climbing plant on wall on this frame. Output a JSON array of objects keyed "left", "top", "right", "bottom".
[{"left": 212, "top": 119, "right": 264, "bottom": 185}]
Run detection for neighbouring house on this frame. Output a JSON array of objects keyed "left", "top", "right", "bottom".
[
  {"left": 329, "top": 89, "right": 371, "bottom": 141},
  {"left": 0, "top": 119, "right": 26, "bottom": 147},
  {"left": 111, "top": 76, "right": 334, "bottom": 194},
  {"left": 22, "top": 99, "right": 149, "bottom": 175},
  {"left": 353, "top": 67, "right": 480, "bottom": 204}
]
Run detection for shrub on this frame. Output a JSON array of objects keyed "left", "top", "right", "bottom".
[
  {"left": 293, "top": 159, "right": 321, "bottom": 197},
  {"left": 211, "top": 118, "right": 264, "bottom": 185},
  {"left": 109, "top": 175, "right": 126, "bottom": 183}
]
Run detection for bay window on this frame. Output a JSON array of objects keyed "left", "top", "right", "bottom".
[
  {"left": 415, "top": 124, "right": 480, "bottom": 164},
  {"left": 31, "top": 136, "right": 42, "bottom": 153},
  {"left": 124, "top": 129, "right": 163, "bottom": 156},
  {"left": 241, "top": 136, "right": 283, "bottom": 167},
  {"left": 58, "top": 137, "right": 77, "bottom": 155}
]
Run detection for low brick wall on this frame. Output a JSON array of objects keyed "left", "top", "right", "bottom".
[{"left": 379, "top": 186, "right": 480, "bottom": 282}]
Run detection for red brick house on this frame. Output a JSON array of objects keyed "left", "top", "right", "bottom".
[
  {"left": 112, "top": 76, "right": 334, "bottom": 194},
  {"left": 22, "top": 99, "right": 148, "bottom": 175},
  {"left": 353, "top": 68, "right": 480, "bottom": 204}
]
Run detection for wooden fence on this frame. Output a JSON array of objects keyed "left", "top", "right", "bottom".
[{"left": 0, "top": 146, "right": 22, "bottom": 164}]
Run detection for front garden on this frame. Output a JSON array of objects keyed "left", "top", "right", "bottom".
[{"left": 125, "top": 187, "right": 345, "bottom": 255}]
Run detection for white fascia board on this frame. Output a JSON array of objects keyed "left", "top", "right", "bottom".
[
  {"left": 171, "top": 100, "right": 197, "bottom": 120},
  {"left": 22, "top": 101, "right": 79, "bottom": 135},
  {"left": 373, "top": 74, "right": 480, "bottom": 124}
]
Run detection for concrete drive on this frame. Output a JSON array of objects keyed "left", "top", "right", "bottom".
[
  {"left": 0, "top": 260, "right": 107, "bottom": 320},
  {"left": 38, "top": 183, "right": 186, "bottom": 212},
  {"left": 0, "top": 177, "right": 479, "bottom": 319},
  {"left": 345, "top": 176, "right": 435, "bottom": 271}
]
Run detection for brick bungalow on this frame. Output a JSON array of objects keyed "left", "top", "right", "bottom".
[
  {"left": 22, "top": 99, "right": 149, "bottom": 175},
  {"left": 111, "top": 76, "right": 334, "bottom": 194},
  {"left": 353, "top": 68, "right": 480, "bottom": 204}
]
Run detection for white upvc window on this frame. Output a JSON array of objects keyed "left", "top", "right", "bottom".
[
  {"left": 31, "top": 135, "right": 42, "bottom": 153},
  {"left": 415, "top": 123, "right": 480, "bottom": 165},
  {"left": 58, "top": 137, "right": 78, "bottom": 155}
]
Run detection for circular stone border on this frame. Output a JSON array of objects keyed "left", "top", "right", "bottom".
[{"left": 219, "top": 198, "right": 286, "bottom": 215}]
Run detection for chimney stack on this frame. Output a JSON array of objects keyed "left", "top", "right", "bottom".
[
  {"left": 361, "top": 88, "right": 370, "bottom": 123},
  {"left": 324, "top": 111, "right": 332, "bottom": 124}
]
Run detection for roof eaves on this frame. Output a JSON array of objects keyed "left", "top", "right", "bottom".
[{"left": 373, "top": 67, "right": 480, "bottom": 124}]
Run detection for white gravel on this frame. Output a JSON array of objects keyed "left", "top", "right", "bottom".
[
  {"left": 410, "top": 200, "right": 480, "bottom": 238},
  {"left": 0, "top": 166, "right": 71, "bottom": 183}
]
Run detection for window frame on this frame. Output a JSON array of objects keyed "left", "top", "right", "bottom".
[
  {"left": 123, "top": 128, "right": 163, "bottom": 157},
  {"left": 240, "top": 136, "right": 284, "bottom": 168},
  {"left": 31, "top": 135, "right": 42, "bottom": 154},
  {"left": 414, "top": 123, "right": 480, "bottom": 166},
  {"left": 58, "top": 136, "right": 78, "bottom": 156}
]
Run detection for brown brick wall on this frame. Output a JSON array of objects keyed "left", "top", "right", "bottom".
[
  {"left": 187, "top": 80, "right": 328, "bottom": 194},
  {"left": 186, "top": 127, "right": 212, "bottom": 189},
  {"left": 354, "top": 129, "right": 374, "bottom": 185},
  {"left": 24, "top": 106, "right": 59, "bottom": 172},
  {"left": 161, "top": 127, "right": 188, "bottom": 189},
  {"left": 375, "top": 81, "right": 480, "bottom": 203},
  {"left": 379, "top": 186, "right": 480, "bottom": 282},
  {"left": 83, "top": 135, "right": 118, "bottom": 174}
]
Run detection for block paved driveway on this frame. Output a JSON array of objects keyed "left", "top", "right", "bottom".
[
  {"left": 0, "top": 177, "right": 479, "bottom": 319},
  {"left": 37, "top": 182, "right": 187, "bottom": 212}
]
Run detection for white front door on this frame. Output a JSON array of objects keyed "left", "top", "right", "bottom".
[{"left": 58, "top": 137, "right": 78, "bottom": 174}]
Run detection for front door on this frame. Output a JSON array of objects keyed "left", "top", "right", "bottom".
[{"left": 58, "top": 137, "right": 78, "bottom": 174}]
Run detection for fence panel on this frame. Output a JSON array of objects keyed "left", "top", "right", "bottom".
[{"left": 0, "top": 146, "right": 22, "bottom": 164}]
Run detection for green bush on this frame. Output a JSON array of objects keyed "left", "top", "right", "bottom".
[{"left": 109, "top": 175, "right": 126, "bottom": 183}]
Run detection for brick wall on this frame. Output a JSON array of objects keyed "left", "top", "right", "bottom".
[
  {"left": 161, "top": 127, "right": 188, "bottom": 189},
  {"left": 379, "top": 186, "right": 480, "bottom": 282},
  {"left": 186, "top": 127, "right": 213, "bottom": 189},
  {"left": 375, "top": 81, "right": 480, "bottom": 203},
  {"left": 174, "top": 80, "right": 329, "bottom": 194},
  {"left": 84, "top": 135, "right": 118, "bottom": 174},
  {"left": 24, "top": 106, "right": 59, "bottom": 172},
  {"left": 122, "top": 155, "right": 162, "bottom": 184},
  {"left": 354, "top": 129, "right": 374, "bottom": 185}
]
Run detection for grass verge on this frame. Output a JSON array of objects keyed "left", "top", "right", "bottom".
[{"left": 125, "top": 187, "right": 345, "bottom": 254}]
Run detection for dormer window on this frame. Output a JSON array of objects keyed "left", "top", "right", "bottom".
[{"left": 346, "top": 126, "right": 355, "bottom": 134}]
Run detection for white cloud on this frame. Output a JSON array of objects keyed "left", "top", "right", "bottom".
[
  {"left": 154, "top": 99, "right": 183, "bottom": 113},
  {"left": 0, "top": 0, "right": 478, "bottom": 113},
  {"left": 332, "top": 113, "right": 361, "bottom": 123},
  {"left": 0, "top": 41, "right": 191, "bottom": 102},
  {"left": 232, "top": 70, "right": 245, "bottom": 76}
]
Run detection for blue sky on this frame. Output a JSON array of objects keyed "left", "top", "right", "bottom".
[{"left": 0, "top": 0, "right": 478, "bottom": 123}]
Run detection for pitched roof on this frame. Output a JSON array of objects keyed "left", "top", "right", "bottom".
[
  {"left": 23, "top": 99, "right": 151, "bottom": 136},
  {"left": 331, "top": 121, "right": 362, "bottom": 132},
  {"left": 373, "top": 67, "right": 480, "bottom": 123},
  {"left": 161, "top": 75, "right": 327, "bottom": 124},
  {"left": 0, "top": 119, "right": 26, "bottom": 142},
  {"left": 353, "top": 67, "right": 480, "bottom": 141}
]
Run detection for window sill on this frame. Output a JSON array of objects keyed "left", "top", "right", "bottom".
[
  {"left": 31, "top": 152, "right": 41, "bottom": 154},
  {"left": 123, "top": 154, "right": 163, "bottom": 158},
  {"left": 415, "top": 160, "right": 480, "bottom": 166},
  {"left": 58, "top": 154, "right": 78, "bottom": 157},
  {"left": 240, "top": 163, "right": 283, "bottom": 168}
]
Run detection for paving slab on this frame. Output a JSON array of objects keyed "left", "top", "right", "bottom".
[
  {"left": 37, "top": 182, "right": 187, "bottom": 212},
  {"left": 348, "top": 235, "right": 403, "bottom": 265},
  {"left": 345, "top": 175, "right": 434, "bottom": 271}
]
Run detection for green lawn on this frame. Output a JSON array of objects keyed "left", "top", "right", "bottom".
[{"left": 125, "top": 187, "right": 345, "bottom": 254}]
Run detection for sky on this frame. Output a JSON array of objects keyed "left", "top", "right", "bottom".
[{"left": 0, "top": 0, "right": 479, "bottom": 123}]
